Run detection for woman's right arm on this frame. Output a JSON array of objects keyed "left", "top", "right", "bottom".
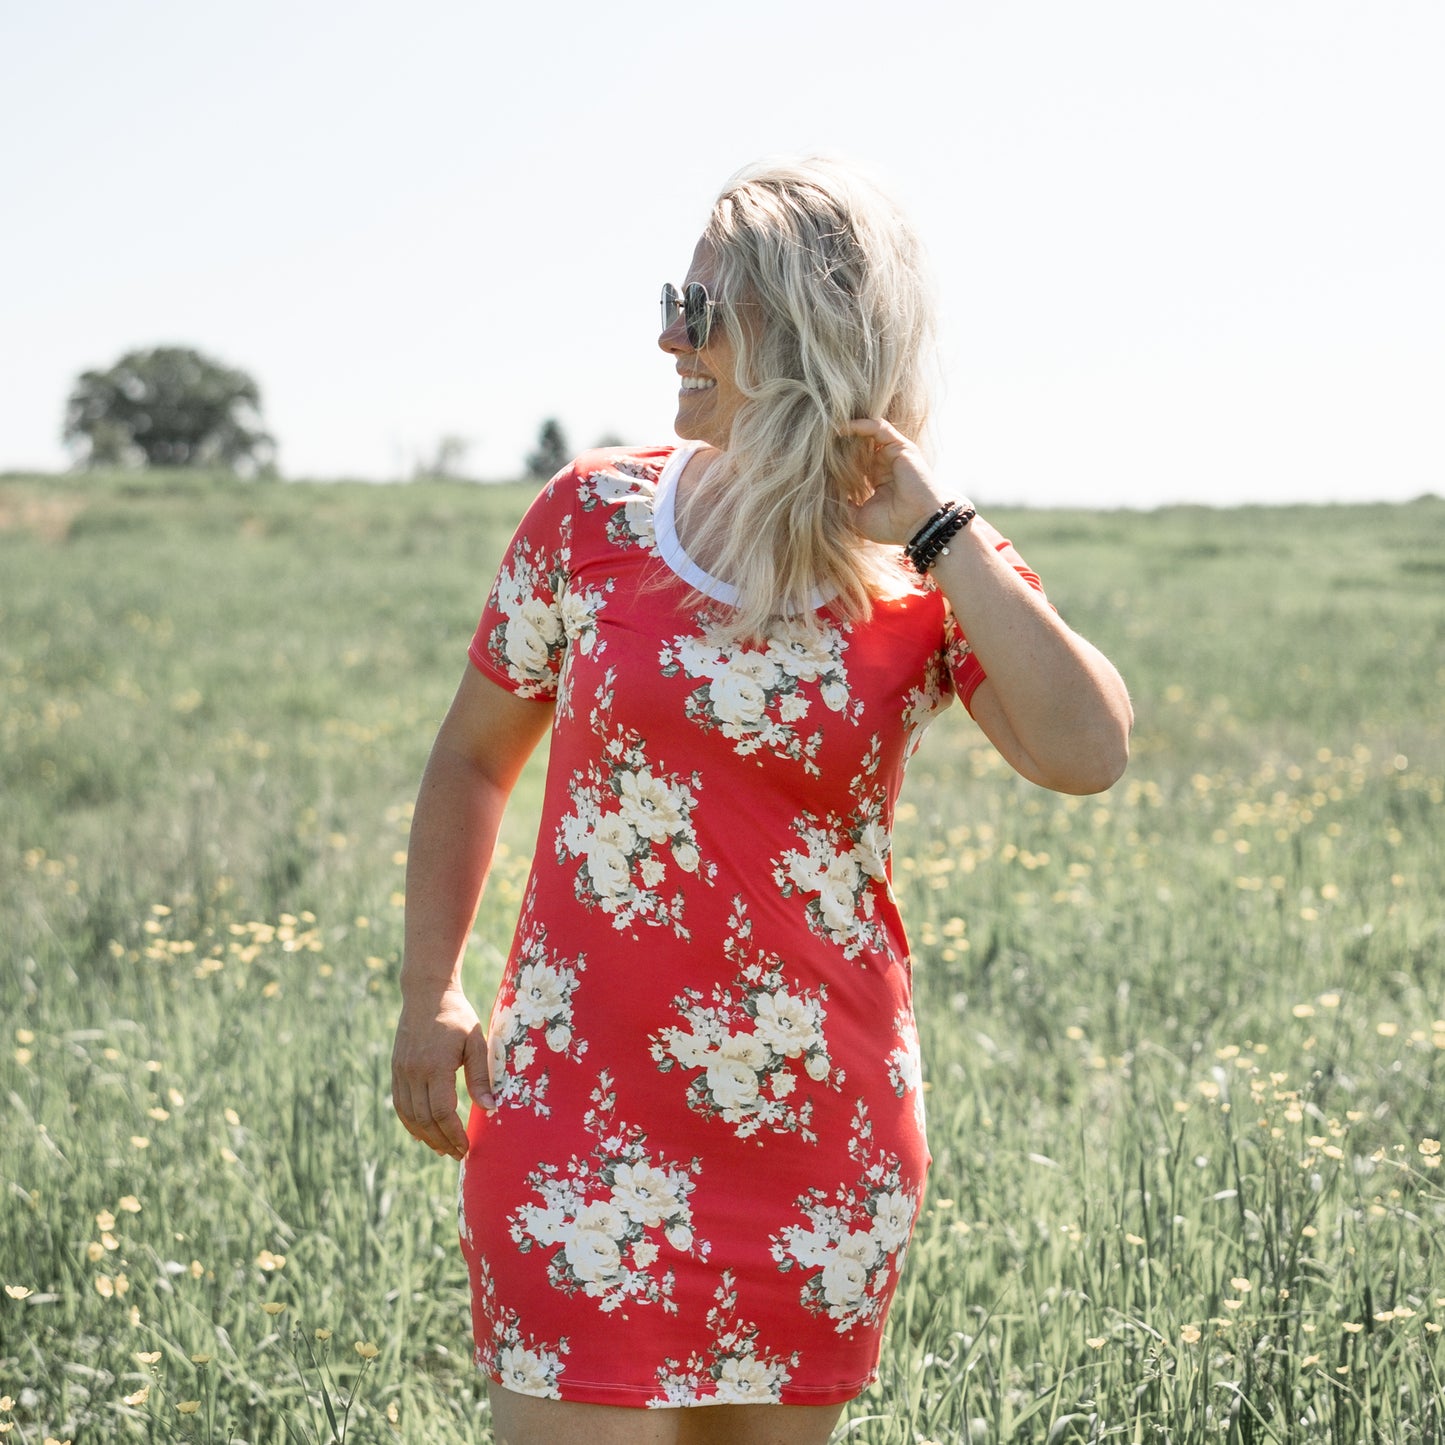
[{"left": 391, "top": 666, "right": 554, "bottom": 1159}]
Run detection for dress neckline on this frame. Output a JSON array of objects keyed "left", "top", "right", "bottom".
[
  {"left": 653, "top": 443, "right": 740, "bottom": 606},
  {"left": 652, "top": 444, "right": 836, "bottom": 612}
]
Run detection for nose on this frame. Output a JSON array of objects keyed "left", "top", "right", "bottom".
[{"left": 658, "top": 309, "right": 692, "bottom": 355}]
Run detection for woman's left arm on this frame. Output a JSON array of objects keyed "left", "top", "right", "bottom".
[{"left": 847, "top": 418, "right": 1133, "bottom": 796}]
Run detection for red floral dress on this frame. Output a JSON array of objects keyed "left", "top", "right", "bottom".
[{"left": 458, "top": 443, "right": 1043, "bottom": 1407}]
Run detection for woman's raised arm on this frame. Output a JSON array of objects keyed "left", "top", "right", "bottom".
[{"left": 846, "top": 416, "right": 1133, "bottom": 795}]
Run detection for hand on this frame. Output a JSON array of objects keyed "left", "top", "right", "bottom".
[
  {"left": 844, "top": 417, "right": 961, "bottom": 546},
  {"left": 391, "top": 988, "right": 494, "bottom": 1159}
]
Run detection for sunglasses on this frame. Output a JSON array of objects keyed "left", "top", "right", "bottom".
[{"left": 660, "top": 281, "right": 716, "bottom": 349}]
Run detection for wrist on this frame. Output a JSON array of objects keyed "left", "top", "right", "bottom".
[
  {"left": 398, "top": 968, "right": 468, "bottom": 1005},
  {"left": 904, "top": 501, "right": 977, "bottom": 573}
]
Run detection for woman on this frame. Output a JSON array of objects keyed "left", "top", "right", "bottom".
[{"left": 392, "top": 158, "right": 1132, "bottom": 1445}]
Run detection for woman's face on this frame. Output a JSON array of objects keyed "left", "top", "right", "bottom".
[{"left": 659, "top": 237, "right": 746, "bottom": 452}]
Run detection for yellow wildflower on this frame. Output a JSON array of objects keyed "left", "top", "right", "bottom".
[
  {"left": 260, "top": 1301, "right": 286, "bottom": 1316},
  {"left": 135, "top": 1350, "right": 162, "bottom": 1365},
  {"left": 354, "top": 1340, "right": 380, "bottom": 1359},
  {"left": 176, "top": 1402, "right": 201, "bottom": 1415},
  {"left": 122, "top": 1385, "right": 149, "bottom": 1406},
  {"left": 3, "top": 1286, "right": 32, "bottom": 1300},
  {"left": 1180, "top": 1325, "right": 1202, "bottom": 1344}
]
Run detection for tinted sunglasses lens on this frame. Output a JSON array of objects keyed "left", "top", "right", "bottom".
[
  {"left": 683, "top": 283, "right": 711, "bottom": 348},
  {"left": 661, "top": 283, "right": 680, "bottom": 335}
]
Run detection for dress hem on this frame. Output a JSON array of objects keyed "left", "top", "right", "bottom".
[{"left": 482, "top": 1368, "right": 877, "bottom": 1409}]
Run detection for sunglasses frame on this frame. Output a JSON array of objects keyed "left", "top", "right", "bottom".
[{"left": 661, "top": 281, "right": 716, "bottom": 350}]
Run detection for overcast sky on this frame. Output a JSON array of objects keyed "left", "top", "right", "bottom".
[{"left": 3, "top": 0, "right": 1441, "bottom": 507}]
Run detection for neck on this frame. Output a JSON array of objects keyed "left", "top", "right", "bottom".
[{"left": 674, "top": 444, "right": 725, "bottom": 559}]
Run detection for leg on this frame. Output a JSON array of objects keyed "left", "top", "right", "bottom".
[
  {"left": 679, "top": 1403, "right": 845, "bottom": 1445},
  {"left": 487, "top": 1386, "right": 845, "bottom": 1445},
  {"left": 487, "top": 1385, "right": 683, "bottom": 1445}
]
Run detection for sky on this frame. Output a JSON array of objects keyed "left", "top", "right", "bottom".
[{"left": 2, "top": 0, "right": 1441, "bottom": 508}]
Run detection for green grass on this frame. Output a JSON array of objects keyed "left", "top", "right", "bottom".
[{"left": 1, "top": 471, "right": 1442, "bottom": 1443}]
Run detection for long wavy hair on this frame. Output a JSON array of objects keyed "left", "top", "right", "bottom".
[{"left": 683, "top": 157, "right": 937, "bottom": 641}]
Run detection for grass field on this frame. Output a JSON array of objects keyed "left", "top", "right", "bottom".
[{"left": 1, "top": 470, "right": 1442, "bottom": 1444}]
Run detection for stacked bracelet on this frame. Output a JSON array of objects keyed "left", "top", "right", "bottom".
[{"left": 904, "top": 501, "right": 976, "bottom": 573}]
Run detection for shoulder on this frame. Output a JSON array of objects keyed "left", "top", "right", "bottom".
[
  {"left": 526, "top": 445, "right": 675, "bottom": 513},
  {"left": 516, "top": 445, "right": 677, "bottom": 558},
  {"left": 568, "top": 444, "right": 676, "bottom": 488}
]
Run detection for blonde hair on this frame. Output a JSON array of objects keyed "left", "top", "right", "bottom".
[{"left": 685, "top": 157, "right": 936, "bottom": 640}]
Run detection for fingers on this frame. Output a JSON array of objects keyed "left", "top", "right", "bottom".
[
  {"left": 842, "top": 417, "right": 898, "bottom": 435},
  {"left": 394, "top": 1072, "right": 469, "bottom": 1159},
  {"left": 391, "top": 995, "right": 491, "bottom": 1161},
  {"left": 462, "top": 1022, "right": 497, "bottom": 1112},
  {"left": 842, "top": 416, "right": 909, "bottom": 447}
]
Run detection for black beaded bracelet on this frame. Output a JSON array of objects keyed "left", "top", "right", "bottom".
[
  {"left": 905, "top": 502, "right": 976, "bottom": 573},
  {"left": 905, "top": 507, "right": 957, "bottom": 558}
]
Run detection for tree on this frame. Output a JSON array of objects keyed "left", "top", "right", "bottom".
[
  {"left": 413, "top": 434, "right": 473, "bottom": 481},
  {"left": 525, "top": 418, "right": 570, "bottom": 480},
  {"left": 64, "top": 346, "right": 276, "bottom": 473}
]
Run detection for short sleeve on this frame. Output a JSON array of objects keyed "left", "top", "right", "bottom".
[
  {"left": 467, "top": 467, "right": 580, "bottom": 700},
  {"left": 943, "top": 518, "right": 1048, "bottom": 715}
]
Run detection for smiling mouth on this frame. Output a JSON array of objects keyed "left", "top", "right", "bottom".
[{"left": 679, "top": 376, "right": 716, "bottom": 392}]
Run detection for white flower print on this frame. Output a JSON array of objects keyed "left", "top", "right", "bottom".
[
  {"left": 495, "top": 1343, "right": 563, "bottom": 1397},
  {"left": 576, "top": 459, "right": 661, "bottom": 550},
  {"left": 659, "top": 615, "right": 859, "bottom": 775},
  {"left": 557, "top": 724, "right": 714, "bottom": 938},
  {"left": 510, "top": 1074, "right": 708, "bottom": 1313},
  {"left": 770, "top": 1103, "right": 921, "bottom": 1334},
  {"left": 504, "top": 595, "right": 562, "bottom": 677},
  {"left": 772, "top": 736, "right": 895, "bottom": 960},
  {"left": 751, "top": 989, "right": 823, "bottom": 1059},
  {"left": 869, "top": 1188, "right": 916, "bottom": 1254},
  {"left": 618, "top": 768, "right": 686, "bottom": 843},
  {"left": 488, "top": 911, "right": 587, "bottom": 1116},
  {"left": 649, "top": 899, "right": 841, "bottom": 1142},
  {"left": 471, "top": 1258, "right": 570, "bottom": 1400},
  {"left": 886, "top": 1008, "right": 927, "bottom": 1133},
  {"left": 480, "top": 520, "right": 575, "bottom": 698},
  {"left": 902, "top": 645, "right": 952, "bottom": 756},
  {"left": 564, "top": 1201, "right": 627, "bottom": 1286},
  {"left": 648, "top": 1272, "right": 800, "bottom": 1407},
  {"left": 610, "top": 1162, "right": 686, "bottom": 1229},
  {"left": 558, "top": 582, "right": 607, "bottom": 656}
]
